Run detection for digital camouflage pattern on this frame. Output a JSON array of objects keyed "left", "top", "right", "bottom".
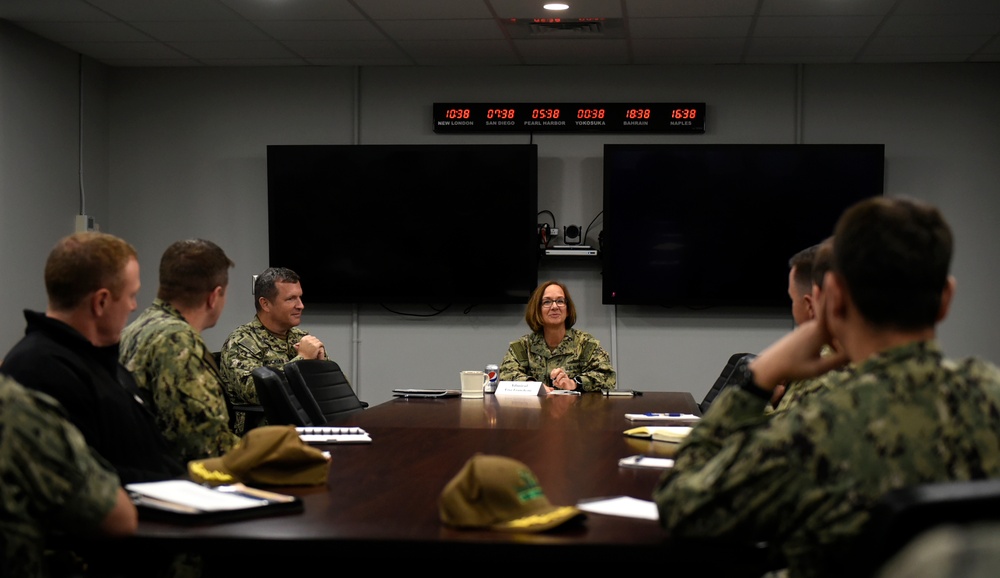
[
  {"left": 219, "top": 316, "right": 321, "bottom": 406},
  {"left": 498, "top": 328, "right": 616, "bottom": 391},
  {"left": 0, "top": 375, "right": 119, "bottom": 578},
  {"left": 119, "top": 299, "right": 239, "bottom": 465},
  {"left": 770, "top": 346, "right": 843, "bottom": 415},
  {"left": 654, "top": 340, "right": 1000, "bottom": 578}
]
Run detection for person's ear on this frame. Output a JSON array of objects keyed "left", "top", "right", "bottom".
[
  {"left": 91, "top": 288, "right": 111, "bottom": 316},
  {"left": 937, "top": 276, "right": 956, "bottom": 323},
  {"left": 258, "top": 296, "right": 271, "bottom": 312},
  {"left": 825, "top": 272, "right": 848, "bottom": 323},
  {"left": 207, "top": 286, "right": 223, "bottom": 310},
  {"left": 803, "top": 293, "right": 815, "bottom": 320}
]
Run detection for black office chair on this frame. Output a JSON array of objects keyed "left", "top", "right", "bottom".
[
  {"left": 282, "top": 359, "right": 368, "bottom": 425},
  {"left": 858, "top": 478, "right": 1000, "bottom": 576},
  {"left": 250, "top": 366, "right": 315, "bottom": 427},
  {"left": 699, "top": 352, "right": 756, "bottom": 414}
]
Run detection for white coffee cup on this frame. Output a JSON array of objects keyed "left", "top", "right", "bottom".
[{"left": 460, "top": 370, "right": 487, "bottom": 399}]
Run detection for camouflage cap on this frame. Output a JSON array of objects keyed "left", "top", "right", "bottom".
[
  {"left": 439, "top": 454, "right": 585, "bottom": 532},
  {"left": 188, "top": 425, "right": 329, "bottom": 486}
]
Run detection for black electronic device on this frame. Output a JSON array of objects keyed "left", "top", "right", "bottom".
[
  {"left": 433, "top": 102, "right": 705, "bottom": 133},
  {"left": 602, "top": 144, "right": 885, "bottom": 308},
  {"left": 267, "top": 144, "right": 538, "bottom": 305},
  {"left": 563, "top": 224, "right": 582, "bottom": 245}
]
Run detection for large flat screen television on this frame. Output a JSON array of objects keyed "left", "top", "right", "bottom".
[
  {"left": 267, "top": 144, "right": 538, "bottom": 305},
  {"left": 602, "top": 144, "right": 885, "bottom": 308}
]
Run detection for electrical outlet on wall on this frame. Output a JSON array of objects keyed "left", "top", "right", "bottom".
[{"left": 75, "top": 214, "right": 97, "bottom": 232}]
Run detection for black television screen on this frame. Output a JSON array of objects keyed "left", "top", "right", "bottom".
[
  {"left": 267, "top": 144, "right": 538, "bottom": 305},
  {"left": 602, "top": 144, "right": 885, "bottom": 307}
]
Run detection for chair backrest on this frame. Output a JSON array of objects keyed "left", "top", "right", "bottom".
[
  {"left": 282, "top": 359, "right": 367, "bottom": 424},
  {"left": 860, "top": 478, "right": 1000, "bottom": 574},
  {"left": 699, "top": 352, "right": 756, "bottom": 414},
  {"left": 250, "top": 365, "right": 314, "bottom": 427}
]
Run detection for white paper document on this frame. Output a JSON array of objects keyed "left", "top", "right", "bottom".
[
  {"left": 625, "top": 412, "right": 701, "bottom": 422},
  {"left": 126, "top": 480, "right": 267, "bottom": 512},
  {"left": 577, "top": 496, "right": 660, "bottom": 521}
]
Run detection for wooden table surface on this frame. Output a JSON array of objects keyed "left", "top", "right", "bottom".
[{"left": 113, "top": 392, "right": 773, "bottom": 574}]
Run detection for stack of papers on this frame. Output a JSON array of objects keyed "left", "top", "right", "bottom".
[
  {"left": 296, "top": 426, "right": 372, "bottom": 444},
  {"left": 125, "top": 480, "right": 303, "bottom": 523},
  {"left": 623, "top": 426, "right": 692, "bottom": 443}
]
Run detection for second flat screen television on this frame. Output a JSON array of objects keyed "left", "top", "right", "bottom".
[
  {"left": 267, "top": 144, "right": 538, "bottom": 305},
  {"left": 602, "top": 144, "right": 885, "bottom": 308}
]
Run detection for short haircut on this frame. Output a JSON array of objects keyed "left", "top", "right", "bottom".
[
  {"left": 44, "top": 232, "right": 138, "bottom": 311},
  {"left": 833, "top": 196, "right": 952, "bottom": 330},
  {"left": 525, "top": 280, "right": 577, "bottom": 333},
  {"left": 811, "top": 237, "right": 834, "bottom": 290},
  {"left": 157, "top": 239, "right": 234, "bottom": 308},
  {"left": 254, "top": 267, "right": 301, "bottom": 312},
  {"left": 788, "top": 243, "right": 819, "bottom": 295}
]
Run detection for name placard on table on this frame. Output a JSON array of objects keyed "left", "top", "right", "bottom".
[{"left": 495, "top": 380, "right": 544, "bottom": 396}]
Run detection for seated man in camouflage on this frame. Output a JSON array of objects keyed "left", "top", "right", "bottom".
[
  {"left": 120, "top": 239, "right": 240, "bottom": 465},
  {"left": 1, "top": 374, "right": 137, "bottom": 578},
  {"left": 654, "top": 197, "right": 1000, "bottom": 578},
  {"left": 220, "top": 267, "right": 327, "bottom": 433}
]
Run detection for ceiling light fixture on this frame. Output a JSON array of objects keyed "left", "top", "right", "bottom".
[{"left": 543, "top": 3, "right": 569, "bottom": 10}]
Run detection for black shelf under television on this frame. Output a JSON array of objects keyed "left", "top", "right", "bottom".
[
  {"left": 602, "top": 143, "right": 885, "bottom": 308},
  {"left": 267, "top": 144, "right": 539, "bottom": 305}
]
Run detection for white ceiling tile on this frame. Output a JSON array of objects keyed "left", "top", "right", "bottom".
[
  {"left": 760, "top": 0, "right": 898, "bottom": 17},
  {"left": 14, "top": 21, "right": 151, "bottom": 42},
  {"left": 353, "top": 0, "right": 493, "bottom": 20},
  {"left": 377, "top": 19, "right": 506, "bottom": 41},
  {"left": 254, "top": 20, "right": 385, "bottom": 41},
  {"left": 131, "top": 21, "right": 273, "bottom": 42},
  {"left": 626, "top": 0, "right": 759, "bottom": 18},
  {"left": 85, "top": 0, "right": 237, "bottom": 21},
  {"left": 754, "top": 16, "right": 883, "bottom": 37},
  {"left": 628, "top": 17, "right": 753, "bottom": 38},
  {"left": 219, "top": 0, "right": 366, "bottom": 21},
  {"left": 166, "top": 41, "right": 299, "bottom": 60}
]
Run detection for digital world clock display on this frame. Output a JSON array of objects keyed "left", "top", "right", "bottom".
[{"left": 433, "top": 102, "right": 705, "bottom": 134}]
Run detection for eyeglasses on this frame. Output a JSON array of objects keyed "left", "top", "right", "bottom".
[{"left": 541, "top": 299, "right": 566, "bottom": 309}]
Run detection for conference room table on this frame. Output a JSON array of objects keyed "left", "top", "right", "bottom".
[{"left": 120, "top": 391, "right": 775, "bottom": 574}]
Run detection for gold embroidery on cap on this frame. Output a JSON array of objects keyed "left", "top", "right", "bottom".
[
  {"left": 502, "top": 506, "right": 579, "bottom": 528},
  {"left": 190, "top": 461, "right": 235, "bottom": 482}
]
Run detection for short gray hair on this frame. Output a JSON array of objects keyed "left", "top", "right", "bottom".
[{"left": 254, "top": 267, "right": 300, "bottom": 311}]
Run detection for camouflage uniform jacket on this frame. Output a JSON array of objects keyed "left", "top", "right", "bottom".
[
  {"left": 0, "top": 375, "right": 120, "bottom": 578},
  {"left": 653, "top": 340, "right": 1000, "bottom": 578},
  {"left": 119, "top": 299, "right": 240, "bottom": 465},
  {"left": 498, "top": 328, "right": 616, "bottom": 391},
  {"left": 771, "top": 344, "right": 842, "bottom": 414},
  {"left": 219, "top": 316, "right": 320, "bottom": 406}
]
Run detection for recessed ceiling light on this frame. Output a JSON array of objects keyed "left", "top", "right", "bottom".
[{"left": 544, "top": 3, "right": 570, "bottom": 10}]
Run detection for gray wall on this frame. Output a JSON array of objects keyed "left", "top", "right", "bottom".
[{"left": 3, "top": 22, "right": 999, "bottom": 407}]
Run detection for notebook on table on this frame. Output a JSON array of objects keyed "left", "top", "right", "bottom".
[{"left": 623, "top": 426, "right": 693, "bottom": 443}]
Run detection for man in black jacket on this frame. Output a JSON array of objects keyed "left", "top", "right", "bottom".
[{"left": 1, "top": 231, "right": 183, "bottom": 483}]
